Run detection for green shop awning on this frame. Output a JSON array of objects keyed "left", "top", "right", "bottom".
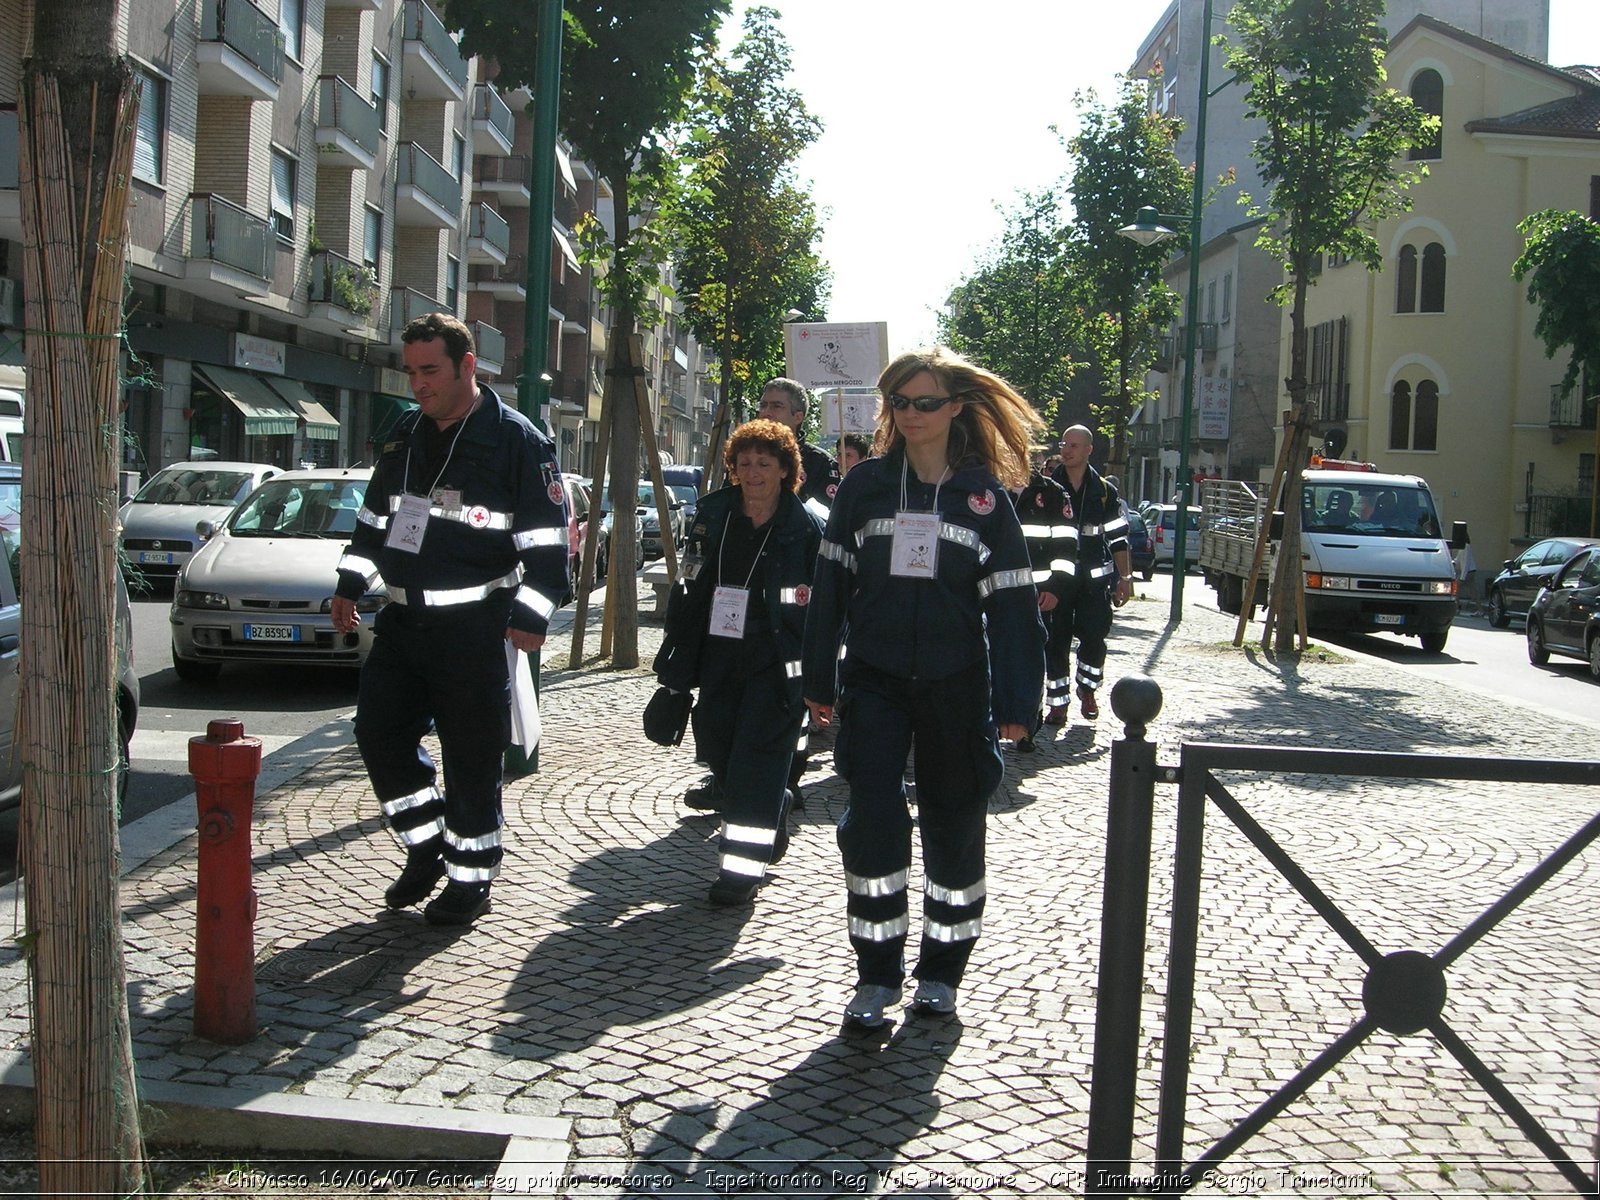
[
  {"left": 193, "top": 363, "right": 299, "bottom": 438},
  {"left": 371, "top": 394, "right": 418, "bottom": 444},
  {"left": 265, "top": 376, "right": 340, "bottom": 441}
]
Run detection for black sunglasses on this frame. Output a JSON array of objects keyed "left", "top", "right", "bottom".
[{"left": 886, "top": 392, "right": 958, "bottom": 413}]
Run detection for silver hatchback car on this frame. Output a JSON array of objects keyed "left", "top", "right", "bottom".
[
  {"left": 169, "top": 468, "right": 381, "bottom": 681},
  {"left": 119, "top": 460, "right": 280, "bottom": 578}
]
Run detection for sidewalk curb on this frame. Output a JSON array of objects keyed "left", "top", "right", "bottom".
[{"left": 0, "top": 1050, "right": 571, "bottom": 1172}]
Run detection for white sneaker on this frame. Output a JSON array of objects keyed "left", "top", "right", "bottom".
[
  {"left": 843, "top": 984, "right": 901, "bottom": 1029},
  {"left": 911, "top": 979, "right": 957, "bottom": 1016}
]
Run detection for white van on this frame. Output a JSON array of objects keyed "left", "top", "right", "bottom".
[{"left": 0, "top": 389, "right": 22, "bottom": 463}]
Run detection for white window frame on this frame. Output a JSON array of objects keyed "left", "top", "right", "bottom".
[{"left": 270, "top": 149, "right": 296, "bottom": 243}]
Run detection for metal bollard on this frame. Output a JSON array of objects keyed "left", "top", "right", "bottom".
[
  {"left": 188, "top": 717, "right": 263, "bottom": 1044},
  {"left": 1085, "top": 675, "right": 1164, "bottom": 1198}
]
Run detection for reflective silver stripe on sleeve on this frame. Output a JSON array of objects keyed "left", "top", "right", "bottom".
[
  {"left": 938, "top": 523, "right": 981, "bottom": 555},
  {"left": 925, "top": 876, "right": 987, "bottom": 906},
  {"left": 924, "top": 916, "right": 982, "bottom": 942},
  {"left": 722, "top": 823, "right": 778, "bottom": 847},
  {"left": 357, "top": 507, "right": 388, "bottom": 530},
  {"left": 516, "top": 584, "right": 559, "bottom": 620},
  {"left": 845, "top": 867, "right": 909, "bottom": 897},
  {"left": 1080, "top": 522, "right": 1103, "bottom": 535},
  {"left": 394, "top": 816, "right": 446, "bottom": 846},
  {"left": 1031, "top": 568, "right": 1053, "bottom": 585},
  {"left": 720, "top": 853, "right": 769, "bottom": 879},
  {"left": 337, "top": 550, "right": 381, "bottom": 583},
  {"left": 512, "top": 527, "right": 567, "bottom": 550},
  {"left": 848, "top": 914, "right": 911, "bottom": 942},
  {"left": 804, "top": 496, "right": 831, "bottom": 522},
  {"left": 778, "top": 587, "right": 808, "bottom": 604},
  {"left": 1050, "top": 558, "right": 1078, "bottom": 576},
  {"left": 381, "top": 786, "right": 442, "bottom": 817},
  {"left": 1101, "top": 516, "right": 1129, "bottom": 538},
  {"left": 445, "top": 861, "right": 499, "bottom": 883},
  {"left": 977, "top": 567, "right": 1036, "bottom": 599},
  {"left": 1087, "top": 562, "right": 1118, "bottom": 580},
  {"left": 1020, "top": 523, "right": 1054, "bottom": 540},
  {"left": 1050, "top": 525, "right": 1077, "bottom": 539},
  {"left": 785, "top": 659, "right": 803, "bottom": 679},
  {"left": 444, "top": 827, "right": 502, "bottom": 852},
  {"left": 818, "top": 538, "right": 857, "bottom": 572}
]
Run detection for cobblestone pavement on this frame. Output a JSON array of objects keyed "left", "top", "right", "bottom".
[{"left": 2, "top": 586, "right": 1597, "bottom": 1197}]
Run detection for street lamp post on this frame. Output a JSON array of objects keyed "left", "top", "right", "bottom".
[{"left": 1115, "top": 0, "right": 1215, "bottom": 625}]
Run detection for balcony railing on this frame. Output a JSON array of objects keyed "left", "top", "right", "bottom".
[
  {"left": 471, "top": 85, "right": 515, "bottom": 152},
  {"left": 1160, "top": 411, "right": 1202, "bottom": 449},
  {"left": 472, "top": 321, "right": 505, "bottom": 368},
  {"left": 308, "top": 249, "right": 378, "bottom": 319},
  {"left": 474, "top": 154, "right": 530, "bottom": 204},
  {"left": 397, "top": 142, "right": 461, "bottom": 216},
  {"left": 470, "top": 253, "right": 526, "bottom": 292},
  {"left": 1550, "top": 383, "right": 1598, "bottom": 430},
  {"left": 315, "top": 75, "right": 379, "bottom": 164},
  {"left": 467, "top": 202, "right": 511, "bottom": 259},
  {"left": 402, "top": 0, "right": 468, "bottom": 97},
  {"left": 391, "top": 286, "right": 445, "bottom": 331},
  {"left": 0, "top": 109, "right": 15, "bottom": 190},
  {"left": 189, "top": 193, "right": 272, "bottom": 279},
  {"left": 1525, "top": 492, "right": 1597, "bottom": 540},
  {"left": 1129, "top": 424, "right": 1160, "bottom": 452},
  {"left": 199, "top": 0, "right": 285, "bottom": 86}
]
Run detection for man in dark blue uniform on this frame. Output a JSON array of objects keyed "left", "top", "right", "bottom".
[
  {"left": 332, "top": 313, "right": 568, "bottom": 926},
  {"left": 1047, "top": 425, "right": 1132, "bottom": 722},
  {"left": 1008, "top": 468, "right": 1076, "bottom": 747}
]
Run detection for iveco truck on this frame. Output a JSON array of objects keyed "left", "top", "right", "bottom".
[{"left": 1198, "top": 458, "right": 1468, "bottom": 652}]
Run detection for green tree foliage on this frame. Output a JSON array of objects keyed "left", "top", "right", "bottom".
[
  {"left": 672, "top": 6, "right": 830, "bottom": 417},
  {"left": 1512, "top": 209, "right": 1600, "bottom": 400},
  {"left": 1061, "top": 75, "right": 1189, "bottom": 464},
  {"left": 940, "top": 188, "right": 1081, "bottom": 429},
  {"left": 1223, "top": 0, "right": 1435, "bottom": 648}
]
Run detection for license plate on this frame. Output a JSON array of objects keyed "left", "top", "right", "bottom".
[
  {"left": 1374, "top": 613, "right": 1404, "bottom": 626},
  {"left": 137, "top": 551, "right": 174, "bottom": 565},
  {"left": 244, "top": 624, "right": 301, "bottom": 642}
]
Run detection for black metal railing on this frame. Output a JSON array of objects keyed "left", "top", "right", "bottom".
[{"left": 1085, "top": 676, "right": 1600, "bottom": 1198}]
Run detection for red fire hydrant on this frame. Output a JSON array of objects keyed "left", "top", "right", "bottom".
[{"left": 188, "top": 717, "right": 263, "bottom": 1044}]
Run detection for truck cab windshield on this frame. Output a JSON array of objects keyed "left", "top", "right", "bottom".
[{"left": 1304, "top": 484, "right": 1441, "bottom": 538}]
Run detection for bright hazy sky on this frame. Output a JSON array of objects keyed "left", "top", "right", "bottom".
[{"left": 725, "top": 0, "right": 1600, "bottom": 357}]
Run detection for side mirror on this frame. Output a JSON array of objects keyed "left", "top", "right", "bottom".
[
  {"left": 196, "top": 520, "right": 218, "bottom": 542},
  {"left": 1450, "top": 521, "right": 1469, "bottom": 552}
]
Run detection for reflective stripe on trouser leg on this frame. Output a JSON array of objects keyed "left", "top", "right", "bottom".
[
  {"left": 1042, "top": 607, "right": 1073, "bottom": 706},
  {"left": 380, "top": 785, "right": 446, "bottom": 848},
  {"left": 834, "top": 668, "right": 917, "bottom": 988},
  {"left": 907, "top": 661, "right": 997, "bottom": 987},
  {"left": 443, "top": 822, "right": 502, "bottom": 883},
  {"left": 1045, "top": 673, "right": 1073, "bottom": 706},
  {"left": 1076, "top": 661, "right": 1104, "bottom": 690},
  {"left": 1069, "top": 588, "right": 1113, "bottom": 692},
  {"left": 355, "top": 618, "right": 446, "bottom": 849}
]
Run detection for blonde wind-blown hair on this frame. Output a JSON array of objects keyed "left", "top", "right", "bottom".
[{"left": 870, "top": 347, "right": 1044, "bottom": 491}]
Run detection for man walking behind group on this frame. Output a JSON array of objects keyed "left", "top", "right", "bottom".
[
  {"left": 1046, "top": 425, "right": 1132, "bottom": 723},
  {"left": 332, "top": 313, "right": 570, "bottom": 926},
  {"left": 756, "top": 377, "right": 841, "bottom": 514}
]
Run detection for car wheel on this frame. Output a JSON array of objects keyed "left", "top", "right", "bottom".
[
  {"left": 1589, "top": 634, "right": 1600, "bottom": 682},
  {"left": 172, "top": 643, "right": 221, "bottom": 683},
  {"left": 1419, "top": 629, "right": 1448, "bottom": 654},
  {"left": 1486, "top": 588, "right": 1508, "bottom": 629},
  {"left": 117, "top": 712, "right": 131, "bottom": 806},
  {"left": 1527, "top": 617, "right": 1549, "bottom": 665}
]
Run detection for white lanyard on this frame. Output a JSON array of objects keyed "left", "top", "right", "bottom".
[
  {"left": 388, "top": 399, "right": 478, "bottom": 554},
  {"left": 891, "top": 456, "right": 949, "bottom": 579},
  {"left": 708, "top": 509, "right": 775, "bottom": 639}
]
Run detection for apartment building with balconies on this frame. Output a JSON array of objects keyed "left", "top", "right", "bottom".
[{"left": 0, "top": 0, "right": 601, "bottom": 479}]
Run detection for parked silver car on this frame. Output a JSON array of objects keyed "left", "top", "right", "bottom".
[
  {"left": 120, "top": 460, "right": 279, "bottom": 578},
  {"left": 0, "top": 463, "right": 139, "bottom": 806},
  {"left": 169, "top": 468, "right": 380, "bottom": 681}
]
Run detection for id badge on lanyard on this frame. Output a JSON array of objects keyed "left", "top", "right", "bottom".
[
  {"left": 709, "top": 585, "right": 750, "bottom": 638},
  {"left": 387, "top": 493, "right": 431, "bottom": 554},
  {"left": 890, "top": 510, "right": 941, "bottom": 579}
]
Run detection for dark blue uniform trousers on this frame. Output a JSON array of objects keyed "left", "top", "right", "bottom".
[
  {"left": 835, "top": 660, "right": 1002, "bottom": 989},
  {"left": 1047, "top": 580, "right": 1113, "bottom": 698},
  {"left": 692, "top": 632, "right": 800, "bottom": 880},
  {"left": 355, "top": 598, "right": 512, "bottom": 884}
]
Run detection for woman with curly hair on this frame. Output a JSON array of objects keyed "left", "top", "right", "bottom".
[
  {"left": 652, "top": 419, "right": 824, "bottom": 906},
  {"left": 802, "top": 346, "right": 1046, "bottom": 1028}
]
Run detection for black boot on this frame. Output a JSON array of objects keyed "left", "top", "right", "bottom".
[
  {"left": 424, "top": 881, "right": 491, "bottom": 926},
  {"left": 683, "top": 776, "right": 722, "bottom": 811},
  {"left": 384, "top": 844, "right": 446, "bottom": 910},
  {"left": 707, "top": 871, "right": 759, "bottom": 907}
]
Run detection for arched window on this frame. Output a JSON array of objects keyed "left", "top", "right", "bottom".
[
  {"left": 1396, "top": 244, "right": 1418, "bottom": 313},
  {"left": 1420, "top": 243, "right": 1447, "bottom": 312},
  {"left": 1414, "top": 380, "right": 1439, "bottom": 450},
  {"left": 1410, "top": 69, "right": 1443, "bottom": 160},
  {"left": 1390, "top": 381, "right": 1412, "bottom": 449}
]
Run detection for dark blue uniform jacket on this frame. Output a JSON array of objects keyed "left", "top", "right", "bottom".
[{"left": 801, "top": 448, "right": 1045, "bottom": 727}]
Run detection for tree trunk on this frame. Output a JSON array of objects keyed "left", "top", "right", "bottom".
[
  {"left": 19, "top": 2, "right": 147, "bottom": 1192},
  {"left": 604, "top": 170, "right": 640, "bottom": 668},
  {"left": 1269, "top": 268, "right": 1314, "bottom": 653}
]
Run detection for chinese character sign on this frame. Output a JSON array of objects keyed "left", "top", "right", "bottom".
[
  {"left": 783, "top": 322, "right": 890, "bottom": 389},
  {"left": 1197, "top": 376, "right": 1231, "bottom": 440}
]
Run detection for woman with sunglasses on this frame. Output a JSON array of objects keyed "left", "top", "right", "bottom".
[{"left": 801, "top": 346, "right": 1046, "bottom": 1029}]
